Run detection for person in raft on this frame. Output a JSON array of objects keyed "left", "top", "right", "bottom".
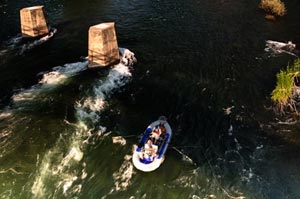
[
  {"left": 140, "top": 139, "right": 158, "bottom": 161},
  {"left": 158, "top": 124, "right": 166, "bottom": 137},
  {"left": 151, "top": 127, "right": 161, "bottom": 144}
]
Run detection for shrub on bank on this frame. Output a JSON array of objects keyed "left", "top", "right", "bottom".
[
  {"left": 272, "top": 59, "right": 300, "bottom": 114},
  {"left": 271, "top": 70, "right": 293, "bottom": 112},
  {"left": 260, "top": 0, "right": 286, "bottom": 17}
]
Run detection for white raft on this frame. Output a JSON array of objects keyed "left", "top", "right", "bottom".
[{"left": 132, "top": 116, "right": 172, "bottom": 172}]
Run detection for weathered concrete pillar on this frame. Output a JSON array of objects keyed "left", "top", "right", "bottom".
[
  {"left": 20, "top": 6, "right": 49, "bottom": 38},
  {"left": 88, "top": 22, "right": 120, "bottom": 68}
]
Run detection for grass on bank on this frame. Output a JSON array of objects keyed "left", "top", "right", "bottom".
[
  {"left": 260, "top": 0, "right": 286, "bottom": 17},
  {"left": 271, "top": 59, "right": 300, "bottom": 114}
]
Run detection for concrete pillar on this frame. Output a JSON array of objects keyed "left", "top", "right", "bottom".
[
  {"left": 20, "top": 6, "right": 49, "bottom": 38},
  {"left": 88, "top": 22, "right": 120, "bottom": 68}
]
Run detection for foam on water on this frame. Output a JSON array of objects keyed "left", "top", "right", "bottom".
[
  {"left": 30, "top": 49, "right": 136, "bottom": 198},
  {"left": 0, "top": 28, "right": 57, "bottom": 59},
  {"left": 3, "top": 35, "right": 23, "bottom": 48},
  {"left": 264, "top": 40, "right": 298, "bottom": 57},
  {"left": 0, "top": 111, "right": 12, "bottom": 119},
  {"left": 75, "top": 54, "right": 133, "bottom": 123},
  {"left": 12, "top": 61, "right": 87, "bottom": 102},
  {"left": 191, "top": 195, "right": 201, "bottom": 199},
  {"left": 31, "top": 123, "right": 94, "bottom": 198},
  {"left": 223, "top": 106, "right": 234, "bottom": 115},
  {"left": 0, "top": 129, "right": 10, "bottom": 140},
  {"left": 0, "top": 114, "right": 28, "bottom": 159},
  {"left": 40, "top": 61, "right": 88, "bottom": 85},
  {"left": 0, "top": 35, "right": 22, "bottom": 63},
  {"left": 31, "top": 156, "right": 49, "bottom": 197},
  {"left": 0, "top": 49, "right": 8, "bottom": 56},
  {"left": 19, "top": 28, "right": 57, "bottom": 55},
  {"left": 112, "top": 155, "right": 135, "bottom": 192},
  {"left": 172, "top": 168, "right": 201, "bottom": 189},
  {"left": 112, "top": 136, "right": 127, "bottom": 146}
]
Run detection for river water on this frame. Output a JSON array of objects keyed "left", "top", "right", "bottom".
[{"left": 1, "top": 0, "right": 300, "bottom": 198}]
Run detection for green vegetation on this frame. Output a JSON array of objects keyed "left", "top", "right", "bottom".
[
  {"left": 260, "top": 0, "right": 286, "bottom": 17},
  {"left": 271, "top": 59, "right": 300, "bottom": 114}
]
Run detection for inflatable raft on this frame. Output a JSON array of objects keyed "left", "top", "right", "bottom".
[{"left": 132, "top": 116, "right": 172, "bottom": 172}]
